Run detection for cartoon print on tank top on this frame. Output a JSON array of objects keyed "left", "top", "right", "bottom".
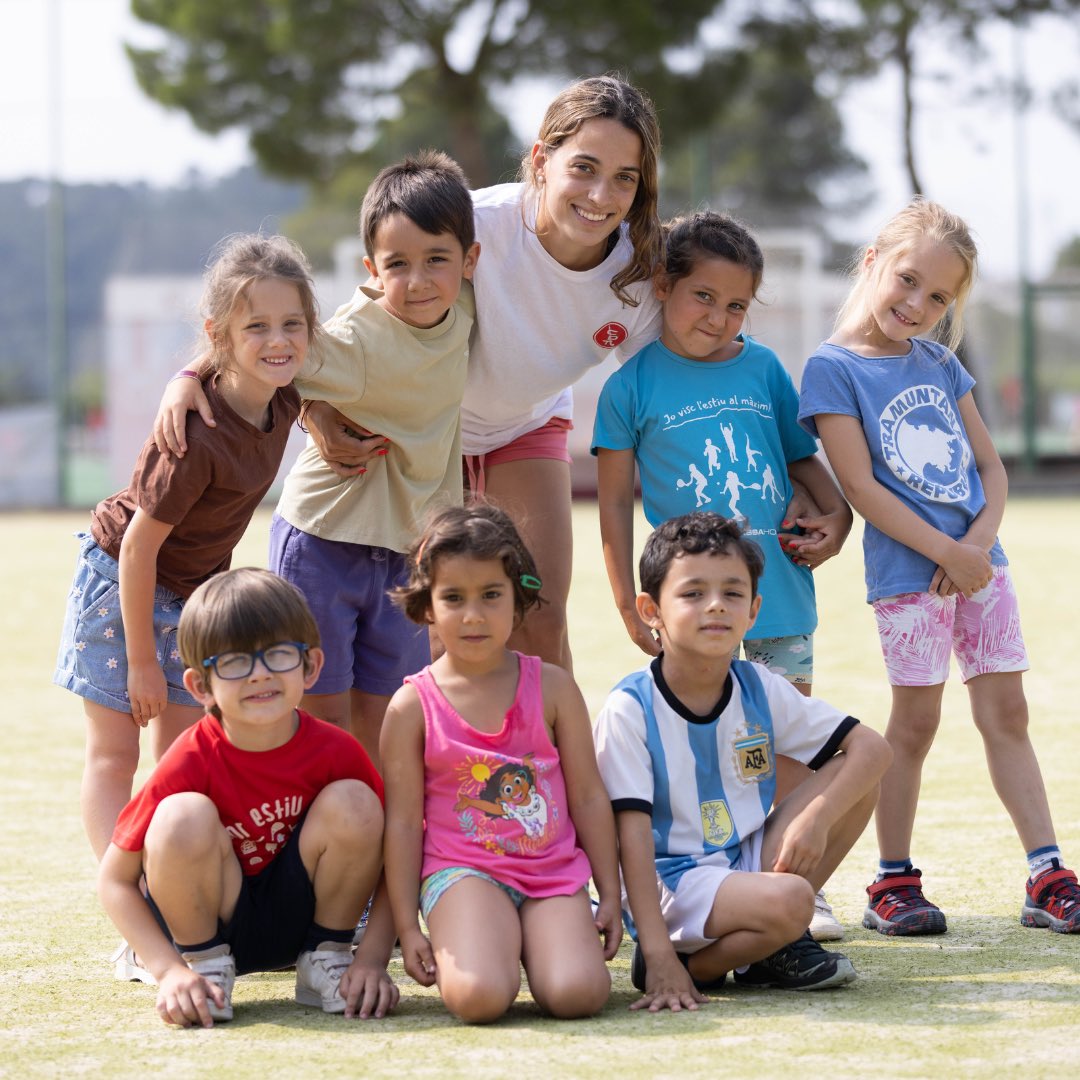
[{"left": 453, "top": 753, "right": 558, "bottom": 852}]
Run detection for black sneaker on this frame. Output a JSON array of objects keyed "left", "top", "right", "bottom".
[
  {"left": 733, "top": 931, "right": 856, "bottom": 990},
  {"left": 630, "top": 943, "right": 727, "bottom": 993}
]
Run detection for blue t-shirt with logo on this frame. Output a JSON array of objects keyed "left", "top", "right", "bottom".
[
  {"left": 798, "top": 338, "right": 1006, "bottom": 603},
  {"left": 592, "top": 335, "right": 819, "bottom": 638}
]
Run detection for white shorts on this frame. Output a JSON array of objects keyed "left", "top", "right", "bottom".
[{"left": 656, "top": 829, "right": 764, "bottom": 954}]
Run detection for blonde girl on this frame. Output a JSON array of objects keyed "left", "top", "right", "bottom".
[
  {"left": 798, "top": 198, "right": 1080, "bottom": 936},
  {"left": 54, "top": 233, "right": 318, "bottom": 861},
  {"left": 380, "top": 504, "right": 621, "bottom": 1023}
]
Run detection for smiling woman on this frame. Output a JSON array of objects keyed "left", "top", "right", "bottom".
[{"left": 306, "top": 76, "right": 667, "bottom": 673}]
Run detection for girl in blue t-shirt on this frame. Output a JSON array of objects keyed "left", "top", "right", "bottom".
[
  {"left": 798, "top": 197, "right": 1080, "bottom": 937},
  {"left": 593, "top": 211, "right": 851, "bottom": 687}
]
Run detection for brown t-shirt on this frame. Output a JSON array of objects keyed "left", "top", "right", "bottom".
[{"left": 91, "top": 377, "right": 300, "bottom": 598}]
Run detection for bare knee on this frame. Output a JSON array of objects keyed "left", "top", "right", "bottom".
[
  {"left": 440, "top": 969, "right": 519, "bottom": 1024},
  {"left": 768, "top": 875, "right": 815, "bottom": 941},
  {"left": 531, "top": 964, "right": 610, "bottom": 1019},
  {"left": 971, "top": 680, "right": 1029, "bottom": 741},
  {"left": 145, "top": 792, "right": 221, "bottom": 861},
  {"left": 886, "top": 706, "right": 940, "bottom": 759},
  {"left": 308, "top": 779, "right": 383, "bottom": 845}
]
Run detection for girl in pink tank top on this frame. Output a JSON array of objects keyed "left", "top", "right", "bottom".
[{"left": 381, "top": 504, "right": 621, "bottom": 1023}]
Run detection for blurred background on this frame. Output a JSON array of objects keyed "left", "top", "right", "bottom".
[{"left": 3, "top": 0, "right": 1079, "bottom": 508}]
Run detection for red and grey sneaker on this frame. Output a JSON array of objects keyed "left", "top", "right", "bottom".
[
  {"left": 863, "top": 868, "right": 947, "bottom": 936},
  {"left": 1021, "top": 860, "right": 1080, "bottom": 933}
]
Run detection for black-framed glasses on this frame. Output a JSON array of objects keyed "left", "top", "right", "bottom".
[{"left": 201, "top": 641, "right": 309, "bottom": 680}]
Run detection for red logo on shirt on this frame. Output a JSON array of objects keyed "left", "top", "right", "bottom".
[{"left": 593, "top": 322, "right": 628, "bottom": 349}]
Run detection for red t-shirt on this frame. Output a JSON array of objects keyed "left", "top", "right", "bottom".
[{"left": 113, "top": 710, "right": 383, "bottom": 876}]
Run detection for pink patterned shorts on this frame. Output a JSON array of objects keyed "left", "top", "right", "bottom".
[{"left": 872, "top": 566, "right": 1029, "bottom": 686}]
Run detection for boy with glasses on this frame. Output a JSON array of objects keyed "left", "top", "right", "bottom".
[{"left": 97, "top": 568, "right": 397, "bottom": 1028}]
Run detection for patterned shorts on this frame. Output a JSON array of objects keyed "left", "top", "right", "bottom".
[
  {"left": 740, "top": 634, "right": 814, "bottom": 685},
  {"left": 419, "top": 866, "right": 527, "bottom": 920},
  {"left": 872, "top": 566, "right": 1029, "bottom": 686}
]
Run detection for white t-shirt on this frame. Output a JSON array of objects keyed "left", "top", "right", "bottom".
[{"left": 462, "top": 183, "right": 663, "bottom": 455}]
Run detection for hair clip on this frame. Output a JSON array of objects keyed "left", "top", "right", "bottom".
[{"left": 519, "top": 574, "right": 542, "bottom": 590}]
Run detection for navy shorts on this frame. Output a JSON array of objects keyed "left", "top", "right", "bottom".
[
  {"left": 268, "top": 514, "right": 430, "bottom": 696},
  {"left": 147, "top": 810, "right": 315, "bottom": 975}
]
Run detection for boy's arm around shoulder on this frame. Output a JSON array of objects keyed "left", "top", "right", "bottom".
[
  {"left": 98, "top": 843, "right": 226, "bottom": 1028},
  {"left": 378, "top": 682, "right": 436, "bottom": 987},
  {"left": 542, "top": 662, "right": 622, "bottom": 959}
]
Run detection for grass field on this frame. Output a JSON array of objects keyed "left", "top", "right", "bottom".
[{"left": 4, "top": 500, "right": 1079, "bottom": 1078}]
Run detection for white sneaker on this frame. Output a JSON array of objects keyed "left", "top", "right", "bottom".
[
  {"left": 110, "top": 940, "right": 156, "bottom": 986},
  {"left": 809, "top": 891, "right": 845, "bottom": 942},
  {"left": 182, "top": 944, "right": 235, "bottom": 1022},
  {"left": 296, "top": 941, "right": 352, "bottom": 1013}
]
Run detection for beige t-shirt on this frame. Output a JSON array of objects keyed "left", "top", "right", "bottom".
[{"left": 277, "top": 284, "right": 474, "bottom": 553}]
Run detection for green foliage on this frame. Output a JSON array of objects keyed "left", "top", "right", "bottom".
[{"left": 1054, "top": 234, "right": 1080, "bottom": 272}]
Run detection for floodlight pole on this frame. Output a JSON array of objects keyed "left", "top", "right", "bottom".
[
  {"left": 47, "top": 0, "right": 69, "bottom": 505},
  {"left": 1012, "top": 21, "right": 1036, "bottom": 472}
]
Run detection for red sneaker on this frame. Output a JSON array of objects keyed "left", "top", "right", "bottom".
[
  {"left": 863, "top": 868, "right": 947, "bottom": 936},
  {"left": 1021, "top": 860, "right": 1080, "bottom": 933}
]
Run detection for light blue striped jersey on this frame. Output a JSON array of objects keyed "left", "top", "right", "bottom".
[{"left": 594, "top": 658, "right": 856, "bottom": 891}]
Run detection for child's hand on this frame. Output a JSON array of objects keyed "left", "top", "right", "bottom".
[
  {"left": 155, "top": 965, "right": 224, "bottom": 1028},
  {"left": 594, "top": 895, "right": 624, "bottom": 960},
  {"left": 771, "top": 806, "right": 829, "bottom": 879},
  {"left": 304, "top": 401, "right": 390, "bottom": 479},
  {"left": 928, "top": 566, "right": 959, "bottom": 597},
  {"left": 399, "top": 926, "right": 437, "bottom": 987},
  {"left": 127, "top": 661, "right": 168, "bottom": 727},
  {"left": 629, "top": 951, "right": 708, "bottom": 1014},
  {"left": 153, "top": 376, "right": 214, "bottom": 458},
  {"left": 621, "top": 608, "right": 661, "bottom": 657},
  {"left": 940, "top": 542, "right": 992, "bottom": 597},
  {"left": 780, "top": 507, "right": 853, "bottom": 569},
  {"left": 339, "top": 957, "right": 400, "bottom": 1019}
]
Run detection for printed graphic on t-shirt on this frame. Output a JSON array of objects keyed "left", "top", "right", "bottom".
[
  {"left": 664, "top": 391, "right": 783, "bottom": 536},
  {"left": 453, "top": 752, "right": 557, "bottom": 853},
  {"left": 879, "top": 385, "right": 971, "bottom": 503},
  {"left": 224, "top": 795, "right": 304, "bottom": 871}
]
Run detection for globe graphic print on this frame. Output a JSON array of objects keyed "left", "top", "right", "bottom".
[{"left": 893, "top": 404, "right": 965, "bottom": 486}]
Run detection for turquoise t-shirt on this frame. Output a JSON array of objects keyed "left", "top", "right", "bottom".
[{"left": 592, "top": 335, "right": 819, "bottom": 638}]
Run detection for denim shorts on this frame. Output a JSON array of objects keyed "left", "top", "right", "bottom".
[
  {"left": 52, "top": 533, "right": 198, "bottom": 713},
  {"left": 268, "top": 515, "right": 430, "bottom": 696}
]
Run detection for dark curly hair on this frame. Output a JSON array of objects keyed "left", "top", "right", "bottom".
[
  {"left": 639, "top": 512, "right": 765, "bottom": 601},
  {"left": 392, "top": 502, "right": 545, "bottom": 625}
]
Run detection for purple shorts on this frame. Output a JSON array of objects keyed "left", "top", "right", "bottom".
[
  {"left": 269, "top": 515, "right": 430, "bottom": 697},
  {"left": 872, "top": 565, "right": 1029, "bottom": 686}
]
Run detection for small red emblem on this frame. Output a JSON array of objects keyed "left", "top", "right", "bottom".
[{"left": 592, "top": 322, "right": 628, "bottom": 349}]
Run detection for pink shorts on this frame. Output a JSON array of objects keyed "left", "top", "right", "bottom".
[
  {"left": 872, "top": 566, "right": 1029, "bottom": 686},
  {"left": 464, "top": 417, "right": 572, "bottom": 496}
]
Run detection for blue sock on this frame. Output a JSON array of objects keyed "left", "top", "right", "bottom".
[
  {"left": 1026, "top": 845, "right": 1062, "bottom": 879},
  {"left": 876, "top": 858, "right": 913, "bottom": 881}
]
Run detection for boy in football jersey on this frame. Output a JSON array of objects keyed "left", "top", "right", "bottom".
[
  {"left": 593, "top": 512, "right": 891, "bottom": 1011},
  {"left": 97, "top": 568, "right": 398, "bottom": 1028}
]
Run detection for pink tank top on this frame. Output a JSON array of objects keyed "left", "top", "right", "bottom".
[{"left": 407, "top": 652, "right": 591, "bottom": 897}]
